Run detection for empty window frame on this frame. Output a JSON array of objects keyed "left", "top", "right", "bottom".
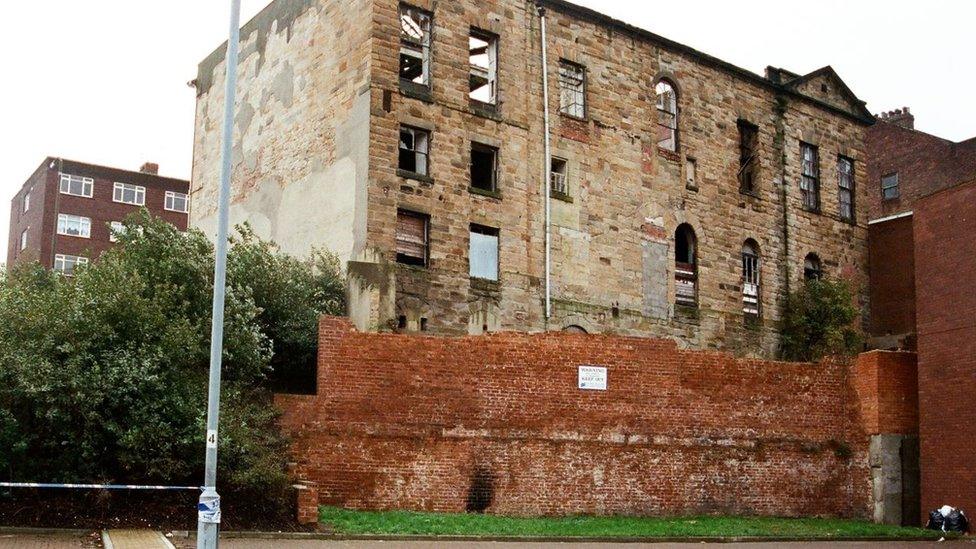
[
  {"left": 655, "top": 80, "right": 678, "bottom": 151},
  {"left": 54, "top": 254, "right": 88, "bottom": 276},
  {"left": 469, "top": 224, "right": 499, "bottom": 281},
  {"left": 20, "top": 229, "right": 28, "bottom": 251},
  {"left": 398, "top": 126, "right": 430, "bottom": 176},
  {"left": 469, "top": 28, "right": 498, "bottom": 104},
  {"left": 738, "top": 120, "right": 759, "bottom": 193},
  {"left": 742, "top": 240, "right": 761, "bottom": 316},
  {"left": 113, "top": 182, "right": 146, "bottom": 206},
  {"left": 685, "top": 157, "right": 697, "bottom": 189},
  {"left": 57, "top": 213, "right": 91, "bottom": 238},
  {"left": 838, "top": 156, "right": 855, "bottom": 221},
  {"left": 470, "top": 142, "right": 498, "bottom": 192},
  {"left": 804, "top": 253, "right": 823, "bottom": 281},
  {"left": 881, "top": 172, "right": 899, "bottom": 200},
  {"left": 800, "top": 142, "right": 820, "bottom": 211},
  {"left": 558, "top": 60, "right": 586, "bottom": 118},
  {"left": 550, "top": 157, "right": 568, "bottom": 195},
  {"left": 23, "top": 189, "right": 31, "bottom": 212},
  {"left": 674, "top": 223, "right": 697, "bottom": 307},
  {"left": 165, "top": 191, "right": 189, "bottom": 213},
  {"left": 60, "top": 173, "right": 94, "bottom": 198},
  {"left": 395, "top": 209, "right": 429, "bottom": 267},
  {"left": 399, "top": 4, "right": 431, "bottom": 86}
]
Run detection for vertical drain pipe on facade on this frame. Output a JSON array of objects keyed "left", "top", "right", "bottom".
[{"left": 537, "top": 1, "right": 553, "bottom": 327}]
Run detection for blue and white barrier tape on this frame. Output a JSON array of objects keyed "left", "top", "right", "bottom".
[{"left": 0, "top": 482, "right": 203, "bottom": 491}]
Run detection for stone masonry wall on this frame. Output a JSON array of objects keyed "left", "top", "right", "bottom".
[
  {"left": 361, "top": 0, "right": 870, "bottom": 355},
  {"left": 277, "top": 316, "right": 888, "bottom": 517}
]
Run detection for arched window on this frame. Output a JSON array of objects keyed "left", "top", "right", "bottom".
[
  {"left": 804, "top": 253, "right": 823, "bottom": 281},
  {"left": 655, "top": 80, "right": 678, "bottom": 151},
  {"left": 675, "top": 224, "right": 697, "bottom": 307},
  {"left": 563, "top": 325, "right": 588, "bottom": 334},
  {"left": 742, "top": 240, "right": 760, "bottom": 316}
]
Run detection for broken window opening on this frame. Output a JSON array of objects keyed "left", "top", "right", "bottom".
[
  {"left": 685, "top": 157, "right": 697, "bottom": 190},
  {"left": 738, "top": 120, "right": 759, "bottom": 193},
  {"left": 558, "top": 60, "right": 586, "bottom": 118},
  {"left": 469, "top": 224, "right": 499, "bottom": 281},
  {"left": 399, "top": 126, "right": 430, "bottom": 176},
  {"left": 674, "top": 223, "right": 697, "bottom": 307},
  {"left": 655, "top": 80, "right": 678, "bottom": 151},
  {"left": 804, "top": 253, "right": 823, "bottom": 281},
  {"left": 881, "top": 173, "right": 899, "bottom": 200},
  {"left": 399, "top": 4, "right": 431, "bottom": 86},
  {"left": 742, "top": 240, "right": 761, "bottom": 316},
  {"left": 395, "top": 209, "right": 429, "bottom": 267},
  {"left": 800, "top": 142, "right": 820, "bottom": 211},
  {"left": 470, "top": 143, "right": 498, "bottom": 192},
  {"left": 838, "top": 156, "right": 855, "bottom": 221},
  {"left": 469, "top": 28, "right": 498, "bottom": 105},
  {"left": 550, "top": 157, "right": 568, "bottom": 195}
]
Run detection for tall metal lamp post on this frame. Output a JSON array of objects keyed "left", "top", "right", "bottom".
[{"left": 197, "top": 0, "right": 242, "bottom": 547}]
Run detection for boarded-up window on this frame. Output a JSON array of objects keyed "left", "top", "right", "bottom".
[
  {"left": 469, "top": 224, "right": 499, "bottom": 281},
  {"left": 396, "top": 210, "right": 428, "bottom": 266},
  {"left": 738, "top": 120, "right": 759, "bottom": 193}
]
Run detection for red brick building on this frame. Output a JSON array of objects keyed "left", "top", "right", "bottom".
[
  {"left": 6, "top": 158, "right": 190, "bottom": 273},
  {"left": 912, "top": 179, "right": 976, "bottom": 520}
]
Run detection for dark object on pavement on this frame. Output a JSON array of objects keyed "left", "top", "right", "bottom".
[{"left": 926, "top": 506, "right": 969, "bottom": 533}]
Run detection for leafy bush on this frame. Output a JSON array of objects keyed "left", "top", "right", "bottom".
[
  {"left": 780, "top": 277, "right": 862, "bottom": 362},
  {"left": 0, "top": 211, "right": 344, "bottom": 499}
]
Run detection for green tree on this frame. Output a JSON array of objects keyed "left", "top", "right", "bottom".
[
  {"left": 0, "top": 211, "right": 343, "bottom": 501},
  {"left": 780, "top": 277, "right": 862, "bottom": 362}
]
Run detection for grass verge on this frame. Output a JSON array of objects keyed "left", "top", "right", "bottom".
[{"left": 320, "top": 507, "right": 942, "bottom": 539}]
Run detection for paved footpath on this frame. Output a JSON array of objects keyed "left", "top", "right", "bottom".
[{"left": 0, "top": 531, "right": 98, "bottom": 548}]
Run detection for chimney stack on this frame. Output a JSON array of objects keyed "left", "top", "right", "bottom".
[
  {"left": 139, "top": 162, "right": 159, "bottom": 175},
  {"left": 875, "top": 107, "right": 914, "bottom": 130}
]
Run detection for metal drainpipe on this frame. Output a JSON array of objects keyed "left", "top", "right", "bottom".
[{"left": 537, "top": 1, "right": 552, "bottom": 326}]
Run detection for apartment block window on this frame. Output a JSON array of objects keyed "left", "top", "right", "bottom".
[
  {"left": 399, "top": 4, "right": 431, "bottom": 87},
  {"left": 113, "top": 182, "right": 146, "bottom": 206},
  {"left": 469, "top": 224, "right": 499, "bottom": 281},
  {"left": 398, "top": 126, "right": 430, "bottom": 176},
  {"left": 674, "top": 223, "right": 697, "bottom": 307},
  {"left": 800, "top": 142, "right": 820, "bottom": 211},
  {"left": 685, "top": 157, "right": 697, "bottom": 190},
  {"left": 57, "top": 214, "right": 91, "bottom": 238},
  {"left": 738, "top": 120, "right": 759, "bottom": 193},
  {"left": 470, "top": 143, "right": 498, "bottom": 192},
  {"left": 23, "top": 190, "right": 31, "bottom": 212},
  {"left": 804, "top": 253, "right": 823, "bottom": 281},
  {"left": 395, "top": 209, "right": 429, "bottom": 267},
  {"left": 60, "top": 173, "right": 94, "bottom": 198},
  {"left": 655, "top": 80, "right": 678, "bottom": 151},
  {"left": 20, "top": 229, "right": 28, "bottom": 251},
  {"left": 558, "top": 60, "right": 586, "bottom": 118},
  {"left": 109, "top": 221, "right": 124, "bottom": 243},
  {"left": 550, "top": 157, "right": 568, "bottom": 195},
  {"left": 742, "top": 240, "right": 760, "bottom": 316},
  {"left": 469, "top": 28, "right": 498, "bottom": 104},
  {"left": 838, "top": 156, "right": 855, "bottom": 222},
  {"left": 881, "top": 173, "right": 899, "bottom": 200},
  {"left": 165, "top": 191, "right": 189, "bottom": 213},
  {"left": 54, "top": 254, "right": 88, "bottom": 276}
]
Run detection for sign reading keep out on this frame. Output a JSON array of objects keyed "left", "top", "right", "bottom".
[{"left": 578, "top": 365, "right": 607, "bottom": 391}]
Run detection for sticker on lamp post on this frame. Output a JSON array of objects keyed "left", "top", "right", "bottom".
[
  {"left": 198, "top": 495, "right": 221, "bottom": 524},
  {"left": 578, "top": 365, "right": 607, "bottom": 390}
]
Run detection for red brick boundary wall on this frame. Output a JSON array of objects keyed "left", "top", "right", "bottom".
[{"left": 278, "top": 317, "right": 891, "bottom": 518}]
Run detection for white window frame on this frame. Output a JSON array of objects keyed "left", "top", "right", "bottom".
[
  {"left": 23, "top": 189, "right": 31, "bottom": 212},
  {"left": 59, "top": 173, "right": 94, "bottom": 198},
  {"left": 57, "top": 214, "right": 92, "bottom": 239},
  {"left": 54, "top": 254, "right": 89, "bottom": 276},
  {"left": 164, "top": 191, "right": 189, "bottom": 213},
  {"left": 655, "top": 80, "right": 679, "bottom": 152},
  {"left": 113, "top": 182, "right": 146, "bottom": 206},
  {"left": 469, "top": 28, "right": 498, "bottom": 105},
  {"left": 20, "top": 228, "right": 28, "bottom": 251},
  {"left": 109, "top": 221, "right": 124, "bottom": 243},
  {"left": 398, "top": 126, "right": 431, "bottom": 176},
  {"left": 558, "top": 61, "right": 586, "bottom": 119}
]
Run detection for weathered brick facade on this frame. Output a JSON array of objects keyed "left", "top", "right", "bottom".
[
  {"left": 193, "top": 0, "right": 874, "bottom": 356},
  {"left": 6, "top": 158, "right": 189, "bottom": 270},
  {"left": 913, "top": 179, "right": 976, "bottom": 521},
  {"left": 276, "top": 317, "right": 922, "bottom": 518}
]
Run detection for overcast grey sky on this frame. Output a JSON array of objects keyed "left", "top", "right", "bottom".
[{"left": 1, "top": 0, "right": 974, "bottom": 264}]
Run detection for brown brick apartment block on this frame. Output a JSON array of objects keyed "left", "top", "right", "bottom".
[
  {"left": 192, "top": 0, "right": 875, "bottom": 356},
  {"left": 6, "top": 158, "right": 190, "bottom": 272}
]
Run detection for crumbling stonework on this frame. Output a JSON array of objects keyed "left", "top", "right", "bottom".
[{"left": 192, "top": 0, "right": 873, "bottom": 356}]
